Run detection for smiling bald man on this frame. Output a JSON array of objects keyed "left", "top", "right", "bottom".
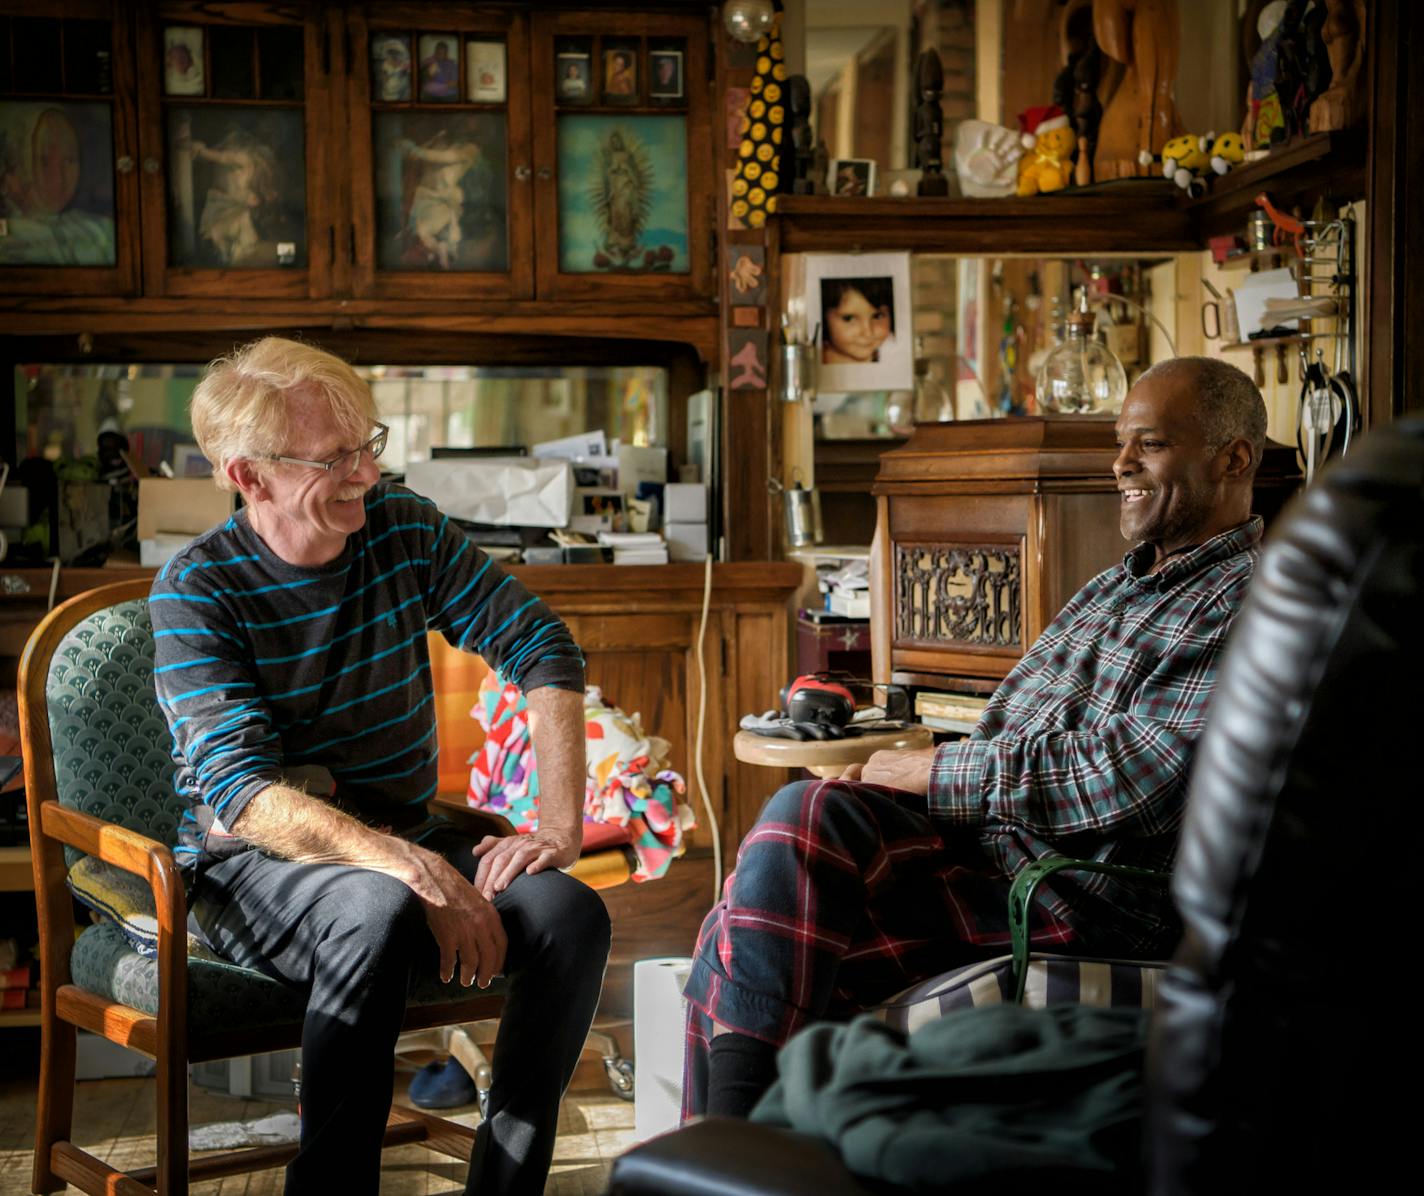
[{"left": 683, "top": 356, "right": 1268, "bottom": 1121}]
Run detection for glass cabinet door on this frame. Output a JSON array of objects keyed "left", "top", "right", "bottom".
[
  {"left": 530, "top": 10, "right": 713, "bottom": 303},
  {"left": 0, "top": 0, "right": 140, "bottom": 295},
  {"left": 345, "top": 6, "right": 532, "bottom": 301},
  {"left": 133, "top": 1, "right": 332, "bottom": 298}
]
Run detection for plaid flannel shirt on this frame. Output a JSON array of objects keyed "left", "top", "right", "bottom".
[{"left": 929, "top": 517, "right": 1263, "bottom": 952}]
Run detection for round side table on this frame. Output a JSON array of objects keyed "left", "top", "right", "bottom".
[{"left": 732, "top": 725, "right": 935, "bottom": 779}]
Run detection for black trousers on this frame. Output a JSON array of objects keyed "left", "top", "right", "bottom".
[{"left": 192, "top": 827, "right": 612, "bottom": 1196}]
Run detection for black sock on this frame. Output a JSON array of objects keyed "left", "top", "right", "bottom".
[{"left": 705, "top": 1032, "right": 779, "bottom": 1119}]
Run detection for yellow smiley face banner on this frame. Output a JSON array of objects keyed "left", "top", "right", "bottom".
[{"left": 730, "top": 15, "right": 787, "bottom": 229}]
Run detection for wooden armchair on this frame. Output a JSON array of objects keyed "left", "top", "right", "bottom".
[{"left": 18, "top": 579, "right": 509, "bottom": 1195}]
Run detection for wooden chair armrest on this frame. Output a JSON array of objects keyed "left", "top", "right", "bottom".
[
  {"left": 428, "top": 794, "right": 517, "bottom": 841},
  {"left": 1007, "top": 857, "right": 1172, "bottom": 1004},
  {"left": 39, "top": 800, "right": 188, "bottom": 942}
]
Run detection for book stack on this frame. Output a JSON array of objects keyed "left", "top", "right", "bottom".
[
  {"left": 915, "top": 691, "right": 991, "bottom": 735},
  {"left": 821, "top": 557, "right": 870, "bottom": 619},
  {"left": 598, "top": 531, "right": 668, "bottom": 565}
]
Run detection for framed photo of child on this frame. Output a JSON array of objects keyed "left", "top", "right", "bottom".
[
  {"left": 803, "top": 252, "right": 913, "bottom": 392},
  {"left": 829, "top": 157, "right": 876, "bottom": 197},
  {"left": 556, "top": 51, "right": 592, "bottom": 102}
]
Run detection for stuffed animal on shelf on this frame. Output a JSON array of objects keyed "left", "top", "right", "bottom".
[
  {"left": 1209, "top": 131, "right": 1246, "bottom": 176},
  {"left": 1016, "top": 106, "right": 1078, "bottom": 196},
  {"left": 1140, "top": 132, "right": 1212, "bottom": 197}
]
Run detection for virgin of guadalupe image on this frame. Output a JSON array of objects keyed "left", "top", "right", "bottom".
[
  {"left": 0, "top": 104, "right": 116, "bottom": 265},
  {"left": 589, "top": 127, "right": 674, "bottom": 271}
]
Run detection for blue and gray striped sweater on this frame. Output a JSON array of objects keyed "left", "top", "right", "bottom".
[{"left": 149, "top": 482, "right": 584, "bottom": 870}]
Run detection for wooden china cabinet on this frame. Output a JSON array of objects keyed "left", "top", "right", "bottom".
[
  {"left": 2, "top": 1, "right": 716, "bottom": 306},
  {"left": 0, "top": 0, "right": 142, "bottom": 296},
  {"left": 133, "top": 2, "right": 335, "bottom": 299}
]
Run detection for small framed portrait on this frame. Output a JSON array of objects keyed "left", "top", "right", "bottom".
[
  {"left": 163, "top": 26, "right": 205, "bottom": 97},
  {"left": 556, "top": 51, "right": 591, "bottom": 102},
  {"left": 370, "top": 33, "right": 412, "bottom": 102},
  {"left": 649, "top": 50, "right": 683, "bottom": 100},
  {"left": 804, "top": 252, "right": 914, "bottom": 392},
  {"left": 417, "top": 34, "right": 460, "bottom": 102},
  {"left": 601, "top": 42, "right": 638, "bottom": 105},
  {"left": 829, "top": 158, "right": 876, "bottom": 197},
  {"left": 466, "top": 40, "right": 505, "bottom": 103}
]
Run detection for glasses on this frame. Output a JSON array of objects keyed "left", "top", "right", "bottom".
[{"left": 268, "top": 424, "right": 388, "bottom": 480}]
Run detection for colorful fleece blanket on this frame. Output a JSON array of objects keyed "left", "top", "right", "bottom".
[{"left": 466, "top": 676, "right": 694, "bottom": 882}]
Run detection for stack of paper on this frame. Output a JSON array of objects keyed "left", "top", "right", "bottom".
[
  {"left": 598, "top": 531, "right": 668, "bottom": 565},
  {"left": 820, "top": 557, "right": 871, "bottom": 619}
]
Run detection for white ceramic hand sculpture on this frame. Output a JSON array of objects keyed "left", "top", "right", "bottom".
[{"left": 954, "top": 120, "right": 1025, "bottom": 198}]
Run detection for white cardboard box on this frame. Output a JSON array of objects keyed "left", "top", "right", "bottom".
[
  {"left": 138, "top": 479, "right": 235, "bottom": 541},
  {"left": 662, "top": 483, "right": 706, "bottom": 523},
  {"left": 664, "top": 521, "right": 708, "bottom": 562}
]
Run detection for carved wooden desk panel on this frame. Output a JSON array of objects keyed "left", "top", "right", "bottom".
[
  {"left": 871, "top": 418, "right": 1133, "bottom": 689},
  {"left": 869, "top": 418, "right": 1300, "bottom": 690}
]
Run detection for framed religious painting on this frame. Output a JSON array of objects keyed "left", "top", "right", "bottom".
[
  {"left": 555, "top": 114, "right": 687, "bottom": 275},
  {"left": 370, "top": 110, "right": 508, "bottom": 273},
  {"left": 163, "top": 106, "right": 307, "bottom": 269}
]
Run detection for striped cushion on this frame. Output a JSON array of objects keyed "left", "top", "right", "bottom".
[{"left": 873, "top": 954, "right": 1163, "bottom": 1034}]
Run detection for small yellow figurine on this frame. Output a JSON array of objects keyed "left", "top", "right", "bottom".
[{"left": 1015, "top": 106, "right": 1077, "bottom": 197}]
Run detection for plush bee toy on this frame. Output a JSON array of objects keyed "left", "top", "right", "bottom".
[
  {"left": 1208, "top": 131, "right": 1246, "bottom": 177},
  {"left": 1140, "top": 133, "right": 1213, "bottom": 197}
]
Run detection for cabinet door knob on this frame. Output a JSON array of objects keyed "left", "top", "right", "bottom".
[
  {"left": 537, "top": 166, "right": 552, "bottom": 181},
  {"left": 116, "top": 156, "right": 134, "bottom": 174},
  {"left": 514, "top": 165, "right": 531, "bottom": 181},
  {"left": 143, "top": 157, "right": 161, "bottom": 174}
]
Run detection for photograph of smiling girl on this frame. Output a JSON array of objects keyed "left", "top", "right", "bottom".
[
  {"left": 820, "top": 277, "right": 893, "bottom": 365},
  {"left": 803, "top": 252, "right": 913, "bottom": 392}
]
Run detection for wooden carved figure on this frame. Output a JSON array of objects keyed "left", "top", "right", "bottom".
[
  {"left": 913, "top": 49, "right": 950, "bottom": 196},
  {"left": 1091, "top": 0, "right": 1184, "bottom": 181},
  {"left": 1309, "top": 0, "right": 1366, "bottom": 132},
  {"left": 785, "top": 74, "right": 816, "bottom": 194},
  {"left": 1052, "top": 0, "right": 1110, "bottom": 186}
]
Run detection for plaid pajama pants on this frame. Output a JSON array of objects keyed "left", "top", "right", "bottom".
[{"left": 681, "top": 778, "right": 1075, "bottom": 1118}]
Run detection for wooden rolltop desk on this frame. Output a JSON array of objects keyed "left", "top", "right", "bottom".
[{"left": 868, "top": 418, "right": 1299, "bottom": 693}]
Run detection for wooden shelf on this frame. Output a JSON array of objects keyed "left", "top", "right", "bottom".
[
  {"left": 1191, "top": 132, "right": 1367, "bottom": 239},
  {"left": 773, "top": 132, "right": 1365, "bottom": 257},
  {"left": 775, "top": 184, "right": 1195, "bottom": 255},
  {"left": 1219, "top": 332, "right": 1340, "bottom": 352},
  {"left": 0, "top": 1008, "right": 41, "bottom": 1028},
  {"left": 0, "top": 845, "right": 32, "bottom": 892}
]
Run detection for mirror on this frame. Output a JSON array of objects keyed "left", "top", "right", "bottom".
[{"left": 804, "top": 1, "right": 914, "bottom": 175}]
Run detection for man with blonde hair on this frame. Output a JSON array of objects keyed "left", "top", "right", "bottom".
[{"left": 151, "top": 337, "right": 607, "bottom": 1196}]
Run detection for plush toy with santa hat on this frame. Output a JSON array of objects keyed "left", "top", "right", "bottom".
[{"left": 1015, "top": 104, "right": 1078, "bottom": 196}]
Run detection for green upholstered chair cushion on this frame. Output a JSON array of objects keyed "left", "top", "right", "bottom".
[
  {"left": 45, "top": 599, "right": 182, "bottom": 865},
  {"left": 69, "top": 921, "right": 507, "bottom": 1040}
]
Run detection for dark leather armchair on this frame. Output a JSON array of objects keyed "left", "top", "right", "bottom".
[{"left": 610, "top": 419, "right": 1419, "bottom": 1195}]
